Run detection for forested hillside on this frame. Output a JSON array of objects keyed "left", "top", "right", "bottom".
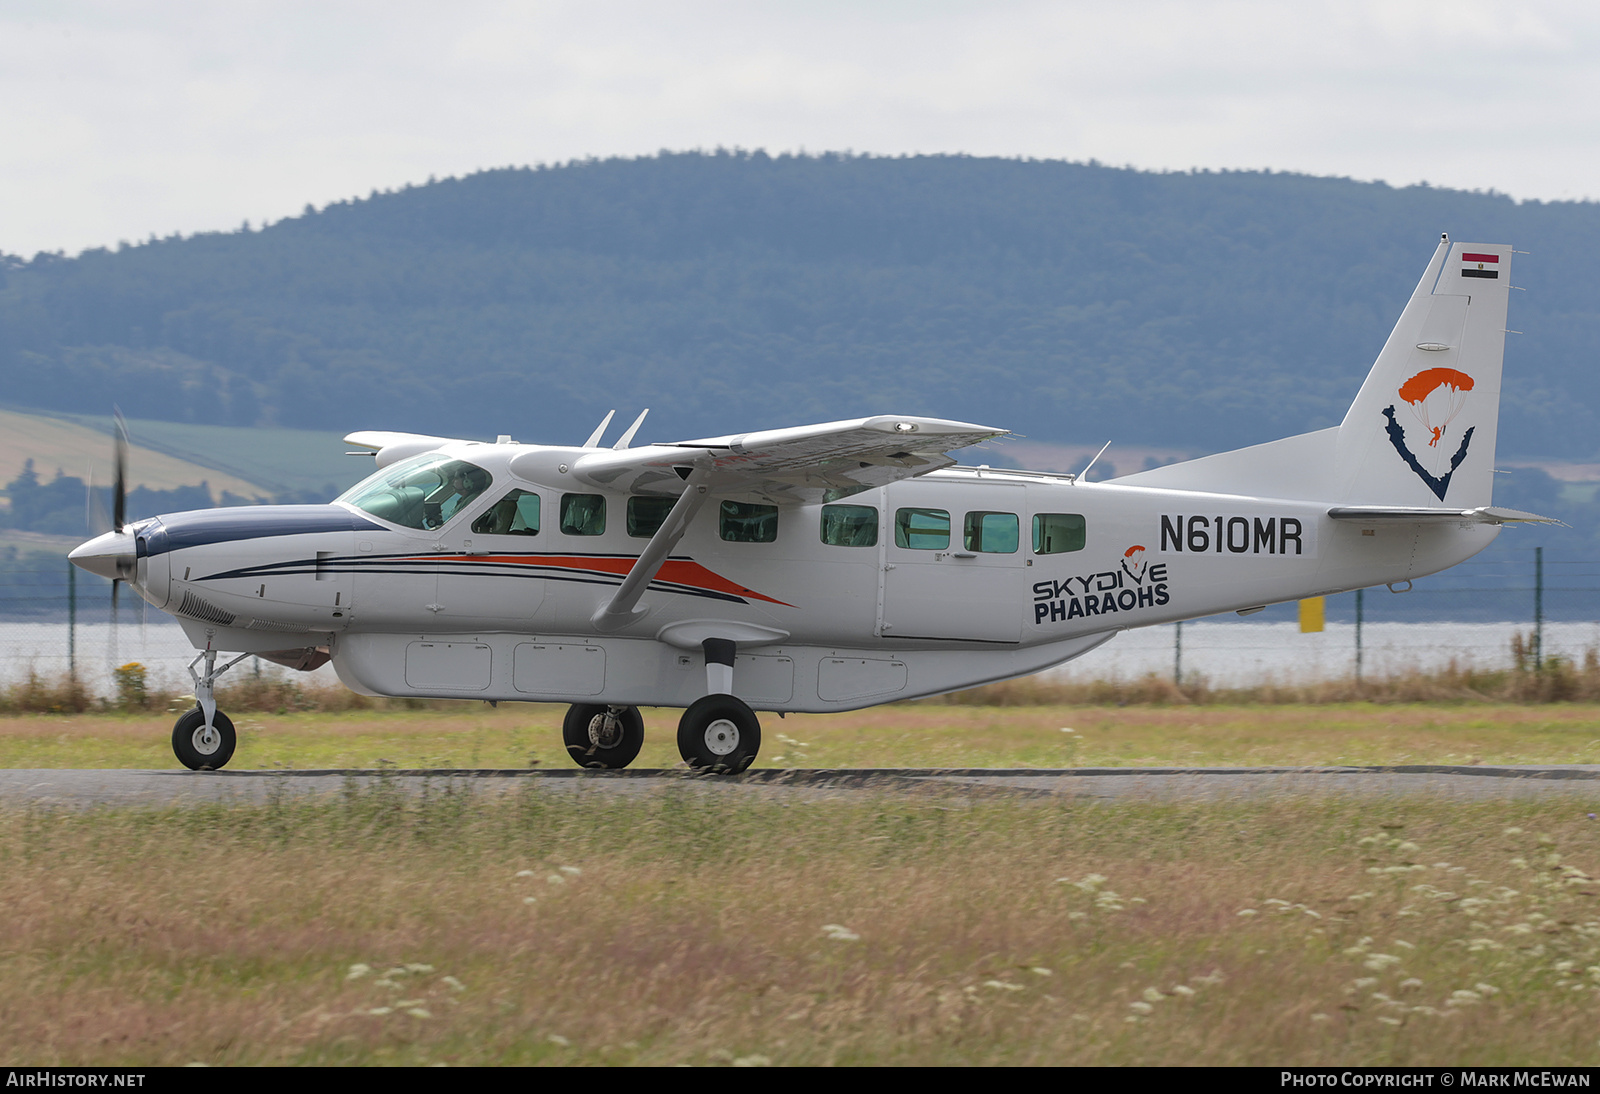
[{"left": 2, "top": 151, "right": 1597, "bottom": 462}]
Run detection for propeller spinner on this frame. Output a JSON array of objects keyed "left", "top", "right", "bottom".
[{"left": 67, "top": 410, "right": 137, "bottom": 585}]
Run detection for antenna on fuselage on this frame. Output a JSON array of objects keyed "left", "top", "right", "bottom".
[
  {"left": 582, "top": 410, "right": 616, "bottom": 448},
  {"left": 1076, "top": 440, "right": 1112, "bottom": 482}
]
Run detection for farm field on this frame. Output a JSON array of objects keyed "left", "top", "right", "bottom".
[
  {"left": 0, "top": 406, "right": 270, "bottom": 497},
  {"left": 5, "top": 700, "right": 1600, "bottom": 770}
]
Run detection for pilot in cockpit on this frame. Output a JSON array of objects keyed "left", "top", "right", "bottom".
[{"left": 422, "top": 464, "right": 490, "bottom": 529}]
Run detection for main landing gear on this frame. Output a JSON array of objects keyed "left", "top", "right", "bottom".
[
  {"left": 560, "top": 638, "right": 764, "bottom": 774},
  {"left": 563, "top": 705, "right": 645, "bottom": 768},
  {"left": 676, "top": 694, "right": 761, "bottom": 774},
  {"left": 172, "top": 649, "right": 249, "bottom": 771}
]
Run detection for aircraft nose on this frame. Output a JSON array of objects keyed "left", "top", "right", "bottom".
[{"left": 68, "top": 530, "right": 137, "bottom": 581}]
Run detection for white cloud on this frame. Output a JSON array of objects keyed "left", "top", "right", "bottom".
[{"left": 2, "top": 0, "right": 1598, "bottom": 256}]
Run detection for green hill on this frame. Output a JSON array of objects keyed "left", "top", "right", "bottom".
[{"left": 2, "top": 151, "right": 1597, "bottom": 463}]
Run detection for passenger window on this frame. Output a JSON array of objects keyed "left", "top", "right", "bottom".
[
  {"left": 720, "top": 501, "right": 778, "bottom": 543},
  {"left": 472, "top": 490, "right": 540, "bottom": 535},
  {"left": 821, "top": 504, "right": 878, "bottom": 547},
  {"left": 895, "top": 508, "right": 950, "bottom": 550},
  {"left": 627, "top": 496, "right": 676, "bottom": 538},
  {"left": 560, "top": 494, "right": 607, "bottom": 536},
  {"left": 964, "top": 511, "right": 1019, "bottom": 553},
  {"left": 1033, "top": 513, "right": 1087, "bottom": 554}
]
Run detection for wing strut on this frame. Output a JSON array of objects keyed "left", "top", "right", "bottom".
[{"left": 591, "top": 470, "right": 712, "bottom": 631}]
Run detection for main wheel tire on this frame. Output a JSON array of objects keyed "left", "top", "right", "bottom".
[
  {"left": 677, "top": 695, "right": 761, "bottom": 773},
  {"left": 562, "top": 704, "right": 645, "bottom": 769},
  {"left": 171, "top": 707, "right": 236, "bottom": 770}
]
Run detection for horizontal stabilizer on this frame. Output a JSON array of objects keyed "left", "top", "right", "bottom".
[{"left": 1327, "top": 505, "right": 1560, "bottom": 525}]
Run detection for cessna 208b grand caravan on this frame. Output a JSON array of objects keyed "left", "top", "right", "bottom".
[{"left": 70, "top": 235, "right": 1548, "bottom": 772}]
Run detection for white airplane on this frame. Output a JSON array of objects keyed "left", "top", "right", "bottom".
[{"left": 70, "top": 235, "right": 1548, "bottom": 772}]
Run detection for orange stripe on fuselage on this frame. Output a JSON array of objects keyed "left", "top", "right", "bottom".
[{"left": 391, "top": 554, "right": 792, "bottom": 607}]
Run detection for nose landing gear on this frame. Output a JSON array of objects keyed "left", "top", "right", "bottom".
[
  {"left": 172, "top": 707, "right": 237, "bottom": 770},
  {"left": 173, "top": 649, "right": 251, "bottom": 771}
]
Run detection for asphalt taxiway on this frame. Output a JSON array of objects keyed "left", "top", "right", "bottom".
[{"left": 4, "top": 765, "right": 1600, "bottom": 809}]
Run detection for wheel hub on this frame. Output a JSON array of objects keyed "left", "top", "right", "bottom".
[
  {"left": 703, "top": 718, "right": 740, "bottom": 756},
  {"left": 588, "top": 713, "right": 623, "bottom": 750},
  {"left": 192, "top": 724, "right": 222, "bottom": 755}
]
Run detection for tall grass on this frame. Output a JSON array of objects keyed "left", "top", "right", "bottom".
[
  {"left": 5, "top": 785, "right": 1600, "bottom": 1065},
  {"left": 944, "top": 635, "right": 1600, "bottom": 706},
  {"left": 4, "top": 633, "right": 1598, "bottom": 714}
]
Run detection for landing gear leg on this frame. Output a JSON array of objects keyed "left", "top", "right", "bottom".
[
  {"left": 677, "top": 639, "right": 760, "bottom": 773},
  {"left": 563, "top": 704, "right": 645, "bottom": 769},
  {"left": 174, "top": 650, "right": 249, "bottom": 771}
]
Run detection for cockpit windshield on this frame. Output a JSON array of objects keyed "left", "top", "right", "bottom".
[{"left": 338, "top": 453, "right": 492, "bottom": 530}]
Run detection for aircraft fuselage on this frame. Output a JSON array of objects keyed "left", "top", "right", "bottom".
[{"left": 109, "top": 452, "right": 1497, "bottom": 713}]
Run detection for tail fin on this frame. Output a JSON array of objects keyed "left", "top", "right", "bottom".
[
  {"left": 1331, "top": 234, "right": 1511, "bottom": 507},
  {"left": 1114, "top": 235, "right": 1512, "bottom": 506}
]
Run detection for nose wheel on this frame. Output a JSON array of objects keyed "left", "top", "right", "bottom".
[
  {"left": 563, "top": 704, "right": 645, "bottom": 769},
  {"left": 172, "top": 707, "right": 237, "bottom": 770},
  {"left": 677, "top": 695, "right": 761, "bottom": 773}
]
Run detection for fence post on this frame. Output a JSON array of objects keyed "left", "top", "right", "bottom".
[
  {"left": 1355, "top": 587, "right": 1363, "bottom": 683},
  {"left": 1174, "top": 621, "right": 1182, "bottom": 686},
  {"left": 67, "top": 560, "right": 76, "bottom": 681},
  {"left": 1535, "top": 546, "right": 1544, "bottom": 671}
]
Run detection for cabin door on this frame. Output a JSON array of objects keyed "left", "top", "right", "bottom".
[{"left": 877, "top": 482, "right": 1025, "bottom": 643}]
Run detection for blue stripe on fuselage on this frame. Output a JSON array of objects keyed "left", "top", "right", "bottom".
[{"left": 143, "top": 505, "right": 384, "bottom": 556}]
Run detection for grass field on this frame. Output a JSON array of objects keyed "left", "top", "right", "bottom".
[
  {"left": 4, "top": 699, "right": 1600, "bottom": 770},
  {"left": 8, "top": 699, "right": 1600, "bottom": 1066},
  {"left": 5, "top": 786, "right": 1600, "bottom": 1065}
]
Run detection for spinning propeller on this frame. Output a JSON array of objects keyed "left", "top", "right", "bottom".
[{"left": 70, "top": 411, "right": 137, "bottom": 616}]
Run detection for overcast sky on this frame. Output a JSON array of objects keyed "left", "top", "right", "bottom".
[{"left": 3, "top": 0, "right": 1597, "bottom": 258}]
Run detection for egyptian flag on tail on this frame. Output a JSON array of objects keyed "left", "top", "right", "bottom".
[{"left": 1461, "top": 251, "right": 1500, "bottom": 279}]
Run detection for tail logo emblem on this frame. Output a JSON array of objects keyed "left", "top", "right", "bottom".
[{"left": 1383, "top": 367, "right": 1476, "bottom": 501}]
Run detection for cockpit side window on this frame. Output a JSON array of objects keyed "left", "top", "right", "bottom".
[
  {"left": 338, "top": 455, "right": 492, "bottom": 531},
  {"left": 473, "top": 490, "right": 541, "bottom": 536},
  {"left": 561, "top": 494, "right": 607, "bottom": 536}
]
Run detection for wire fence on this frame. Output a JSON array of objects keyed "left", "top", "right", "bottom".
[{"left": 1, "top": 548, "right": 1594, "bottom": 698}]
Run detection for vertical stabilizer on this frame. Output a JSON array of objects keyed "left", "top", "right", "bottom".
[{"left": 1331, "top": 235, "right": 1512, "bottom": 508}]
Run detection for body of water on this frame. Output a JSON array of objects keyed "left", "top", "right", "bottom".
[{"left": 0, "top": 617, "right": 1585, "bottom": 698}]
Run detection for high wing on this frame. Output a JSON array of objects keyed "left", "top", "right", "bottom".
[
  {"left": 538, "top": 415, "right": 1007, "bottom": 504},
  {"left": 513, "top": 414, "right": 1005, "bottom": 630},
  {"left": 344, "top": 430, "right": 468, "bottom": 468}
]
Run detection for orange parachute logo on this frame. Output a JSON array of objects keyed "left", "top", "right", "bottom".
[{"left": 1398, "top": 368, "right": 1475, "bottom": 448}]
